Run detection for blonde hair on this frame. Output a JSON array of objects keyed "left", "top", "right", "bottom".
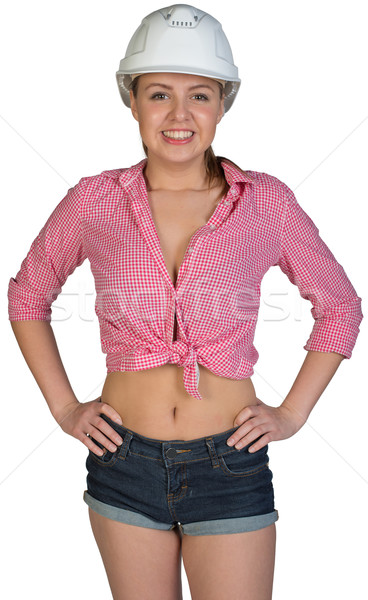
[{"left": 130, "top": 76, "right": 229, "bottom": 194}]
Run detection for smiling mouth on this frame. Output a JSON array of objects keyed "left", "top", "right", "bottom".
[{"left": 162, "top": 130, "right": 194, "bottom": 140}]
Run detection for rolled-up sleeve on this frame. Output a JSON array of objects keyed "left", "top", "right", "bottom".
[
  {"left": 277, "top": 188, "right": 363, "bottom": 358},
  {"left": 8, "top": 178, "right": 88, "bottom": 321}
]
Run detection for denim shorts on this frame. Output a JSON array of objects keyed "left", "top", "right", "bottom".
[{"left": 83, "top": 414, "right": 279, "bottom": 536}]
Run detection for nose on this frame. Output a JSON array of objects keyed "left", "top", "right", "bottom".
[{"left": 169, "top": 96, "right": 191, "bottom": 121}]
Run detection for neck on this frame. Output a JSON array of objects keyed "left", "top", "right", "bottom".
[{"left": 143, "top": 153, "right": 210, "bottom": 191}]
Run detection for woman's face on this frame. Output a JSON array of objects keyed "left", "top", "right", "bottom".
[{"left": 129, "top": 72, "right": 225, "bottom": 166}]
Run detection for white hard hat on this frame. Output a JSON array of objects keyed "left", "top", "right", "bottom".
[{"left": 116, "top": 4, "right": 241, "bottom": 113}]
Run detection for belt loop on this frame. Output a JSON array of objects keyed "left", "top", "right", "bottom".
[
  {"left": 205, "top": 437, "right": 221, "bottom": 469},
  {"left": 119, "top": 430, "right": 133, "bottom": 460}
]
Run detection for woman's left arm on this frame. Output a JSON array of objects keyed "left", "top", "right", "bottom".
[
  {"left": 228, "top": 181, "right": 363, "bottom": 452},
  {"left": 227, "top": 350, "right": 344, "bottom": 452}
]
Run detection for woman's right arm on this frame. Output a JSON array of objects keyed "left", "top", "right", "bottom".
[
  {"left": 10, "top": 320, "right": 80, "bottom": 421},
  {"left": 8, "top": 178, "right": 123, "bottom": 456},
  {"left": 10, "top": 320, "right": 124, "bottom": 456}
]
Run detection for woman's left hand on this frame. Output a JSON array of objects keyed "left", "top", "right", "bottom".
[{"left": 227, "top": 398, "right": 307, "bottom": 452}]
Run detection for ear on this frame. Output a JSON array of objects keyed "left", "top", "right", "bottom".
[
  {"left": 216, "top": 96, "right": 225, "bottom": 124},
  {"left": 129, "top": 89, "right": 139, "bottom": 122}
]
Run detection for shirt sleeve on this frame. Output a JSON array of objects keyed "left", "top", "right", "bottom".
[
  {"left": 276, "top": 186, "right": 363, "bottom": 358},
  {"left": 8, "top": 178, "right": 88, "bottom": 321}
]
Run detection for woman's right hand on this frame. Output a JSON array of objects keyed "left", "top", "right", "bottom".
[{"left": 57, "top": 397, "right": 124, "bottom": 456}]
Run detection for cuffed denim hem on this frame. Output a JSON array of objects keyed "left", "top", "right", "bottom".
[
  {"left": 84, "top": 491, "right": 278, "bottom": 536},
  {"left": 83, "top": 491, "right": 173, "bottom": 531},
  {"left": 181, "top": 509, "right": 279, "bottom": 536}
]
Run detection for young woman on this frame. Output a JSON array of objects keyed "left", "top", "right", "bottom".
[{"left": 8, "top": 5, "right": 363, "bottom": 600}]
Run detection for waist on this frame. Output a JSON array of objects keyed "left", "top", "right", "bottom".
[{"left": 100, "top": 363, "right": 257, "bottom": 441}]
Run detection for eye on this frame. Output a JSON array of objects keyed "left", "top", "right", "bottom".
[
  {"left": 151, "top": 92, "right": 169, "bottom": 100},
  {"left": 192, "top": 94, "right": 209, "bottom": 101}
]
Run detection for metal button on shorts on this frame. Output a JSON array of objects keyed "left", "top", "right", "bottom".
[{"left": 166, "top": 448, "right": 178, "bottom": 459}]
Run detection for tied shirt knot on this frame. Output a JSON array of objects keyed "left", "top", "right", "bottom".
[{"left": 168, "top": 341, "right": 197, "bottom": 367}]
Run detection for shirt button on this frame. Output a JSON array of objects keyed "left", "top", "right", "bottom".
[
  {"left": 209, "top": 224, "right": 216, "bottom": 230},
  {"left": 188, "top": 247, "right": 194, "bottom": 254},
  {"left": 223, "top": 200, "right": 230, "bottom": 206}
]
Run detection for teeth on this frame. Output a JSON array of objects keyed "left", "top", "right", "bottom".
[{"left": 162, "top": 130, "right": 194, "bottom": 140}]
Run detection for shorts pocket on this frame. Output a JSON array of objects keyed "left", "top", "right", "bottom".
[{"left": 218, "top": 444, "right": 270, "bottom": 478}]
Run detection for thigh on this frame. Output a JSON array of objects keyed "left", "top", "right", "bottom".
[
  {"left": 88, "top": 508, "right": 183, "bottom": 600},
  {"left": 181, "top": 523, "right": 276, "bottom": 600}
]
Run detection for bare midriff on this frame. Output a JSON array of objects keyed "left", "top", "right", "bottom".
[{"left": 101, "top": 364, "right": 257, "bottom": 441}]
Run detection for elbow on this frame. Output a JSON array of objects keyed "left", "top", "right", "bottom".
[
  {"left": 8, "top": 277, "right": 53, "bottom": 322},
  {"left": 305, "top": 296, "right": 364, "bottom": 359}
]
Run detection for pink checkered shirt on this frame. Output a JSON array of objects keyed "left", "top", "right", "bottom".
[{"left": 8, "top": 159, "right": 363, "bottom": 400}]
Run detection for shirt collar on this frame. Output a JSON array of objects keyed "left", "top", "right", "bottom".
[
  {"left": 119, "top": 158, "right": 255, "bottom": 194},
  {"left": 219, "top": 158, "right": 255, "bottom": 186},
  {"left": 118, "top": 159, "right": 147, "bottom": 187}
]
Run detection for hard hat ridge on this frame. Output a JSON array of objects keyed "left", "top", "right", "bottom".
[{"left": 116, "top": 4, "right": 241, "bottom": 113}]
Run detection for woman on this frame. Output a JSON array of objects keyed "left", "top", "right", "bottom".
[{"left": 7, "top": 4, "right": 363, "bottom": 600}]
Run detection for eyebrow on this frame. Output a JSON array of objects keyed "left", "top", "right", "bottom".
[{"left": 144, "top": 83, "right": 216, "bottom": 92}]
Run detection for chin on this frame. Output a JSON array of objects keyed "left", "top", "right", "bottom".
[{"left": 150, "top": 146, "right": 206, "bottom": 165}]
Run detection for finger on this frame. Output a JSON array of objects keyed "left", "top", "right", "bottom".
[
  {"left": 99, "top": 401, "right": 124, "bottom": 425},
  {"left": 248, "top": 434, "right": 272, "bottom": 453},
  {"left": 86, "top": 424, "right": 121, "bottom": 453},
  {"left": 91, "top": 416, "right": 124, "bottom": 448},
  {"left": 233, "top": 424, "right": 270, "bottom": 449},
  {"left": 233, "top": 404, "right": 261, "bottom": 426},
  {"left": 78, "top": 431, "right": 105, "bottom": 456},
  {"left": 227, "top": 415, "right": 266, "bottom": 446}
]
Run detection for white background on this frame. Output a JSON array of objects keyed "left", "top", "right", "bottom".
[{"left": 1, "top": 0, "right": 367, "bottom": 598}]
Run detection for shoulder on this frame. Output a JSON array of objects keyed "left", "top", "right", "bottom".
[
  {"left": 70, "top": 160, "right": 146, "bottom": 212},
  {"left": 76, "top": 165, "right": 133, "bottom": 195},
  {"left": 221, "top": 159, "right": 294, "bottom": 211},
  {"left": 235, "top": 168, "right": 295, "bottom": 224},
  {"left": 244, "top": 170, "right": 294, "bottom": 207}
]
